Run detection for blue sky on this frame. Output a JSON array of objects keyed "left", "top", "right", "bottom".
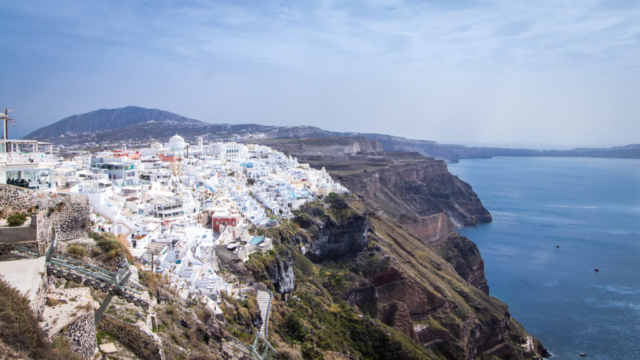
[{"left": 1, "top": 0, "right": 639, "bottom": 148}]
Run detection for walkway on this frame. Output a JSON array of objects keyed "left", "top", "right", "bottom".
[{"left": 257, "top": 290, "right": 272, "bottom": 337}]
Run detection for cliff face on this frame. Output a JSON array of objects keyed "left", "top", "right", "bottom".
[
  {"left": 266, "top": 248, "right": 296, "bottom": 294},
  {"left": 334, "top": 157, "right": 491, "bottom": 228},
  {"left": 435, "top": 232, "right": 489, "bottom": 295},
  {"left": 326, "top": 154, "right": 491, "bottom": 295},
  {"left": 293, "top": 201, "right": 371, "bottom": 262},
  {"left": 231, "top": 138, "right": 545, "bottom": 359},
  {"left": 281, "top": 200, "right": 545, "bottom": 360}
]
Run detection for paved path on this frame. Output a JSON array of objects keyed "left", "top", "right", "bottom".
[{"left": 257, "top": 290, "right": 272, "bottom": 337}]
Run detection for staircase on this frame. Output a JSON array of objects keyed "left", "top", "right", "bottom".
[{"left": 257, "top": 290, "right": 273, "bottom": 337}]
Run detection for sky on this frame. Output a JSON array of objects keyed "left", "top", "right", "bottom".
[{"left": 1, "top": 0, "right": 639, "bottom": 149}]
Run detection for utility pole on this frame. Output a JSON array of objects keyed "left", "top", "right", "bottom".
[
  {"left": 4, "top": 109, "right": 9, "bottom": 142},
  {"left": 1, "top": 109, "right": 12, "bottom": 153}
]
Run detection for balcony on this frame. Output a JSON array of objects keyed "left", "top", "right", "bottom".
[
  {"left": 1, "top": 140, "right": 56, "bottom": 165},
  {"left": 5, "top": 153, "right": 57, "bottom": 165}
]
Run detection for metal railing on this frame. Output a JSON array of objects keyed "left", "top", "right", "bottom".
[
  {"left": 264, "top": 290, "right": 274, "bottom": 339},
  {"left": 232, "top": 332, "right": 277, "bottom": 360},
  {"left": 11, "top": 245, "right": 40, "bottom": 259},
  {"left": 13, "top": 225, "right": 150, "bottom": 322},
  {"left": 6, "top": 153, "right": 56, "bottom": 164}
]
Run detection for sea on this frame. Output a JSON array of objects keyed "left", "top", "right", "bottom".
[{"left": 447, "top": 157, "right": 640, "bottom": 360}]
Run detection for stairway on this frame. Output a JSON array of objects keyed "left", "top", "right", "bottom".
[{"left": 257, "top": 290, "right": 272, "bottom": 337}]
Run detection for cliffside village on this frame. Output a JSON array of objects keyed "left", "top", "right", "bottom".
[{"left": 0, "top": 133, "right": 348, "bottom": 304}]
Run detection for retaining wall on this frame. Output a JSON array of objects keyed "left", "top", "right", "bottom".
[
  {"left": 62, "top": 312, "right": 97, "bottom": 360},
  {"left": 97, "top": 314, "right": 164, "bottom": 360},
  {"left": 0, "top": 184, "right": 91, "bottom": 242}
]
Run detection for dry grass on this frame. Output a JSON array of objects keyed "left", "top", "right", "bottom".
[
  {"left": 67, "top": 244, "right": 86, "bottom": 258},
  {"left": 116, "top": 234, "right": 133, "bottom": 263},
  {"left": 90, "top": 232, "right": 133, "bottom": 262},
  {"left": 75, "top": 303, "right": 93, "bottom": 312},
  {"left": 0, "top": 276, "right": 79, "bottom": 359},
  {"left": 46, "top": 297, "right": 68, "bottom": 307}
]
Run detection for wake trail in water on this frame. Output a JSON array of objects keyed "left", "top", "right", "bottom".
[{"left": 547, "top": 205, "right": 599, "bottom": 209}]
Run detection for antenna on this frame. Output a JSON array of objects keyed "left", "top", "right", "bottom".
[{"left": 2, "top": 108, "right": 14, "bottom": 141}]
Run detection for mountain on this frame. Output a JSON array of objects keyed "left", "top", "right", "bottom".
[
  {"left": 25, "top": 106, "right": 201, "bottom": 139},
  {"left": 27, "top": 106, "right": 640, "bottom": 162}
]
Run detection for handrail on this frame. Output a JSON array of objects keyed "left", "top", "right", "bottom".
[
  {"left": 46, "top": 225, "right": 59, "bottom": 261},
  {"left": 264, "top": 289, "right": 274, "bottom": 339}
]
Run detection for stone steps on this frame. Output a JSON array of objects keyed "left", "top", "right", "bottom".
[{"left": 256, "top": 291, "right": 271, "bottom": 337}]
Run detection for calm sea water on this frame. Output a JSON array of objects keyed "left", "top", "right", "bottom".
[{"left": 448, "top": 157, "right": 640, "bottom": 360}]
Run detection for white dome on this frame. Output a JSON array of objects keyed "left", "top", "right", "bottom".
[{"left": 165, "top": 134, "right": 187, "bottom": 150}]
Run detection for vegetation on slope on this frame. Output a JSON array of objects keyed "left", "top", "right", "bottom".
[
  {"left": 218, "top": 196, "right": 546, "bottom": 360},
  {"left": 0, "top": 277, "right": 79, "bottom": 360}
]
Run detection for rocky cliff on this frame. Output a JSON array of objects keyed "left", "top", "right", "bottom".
[
  {"left": 434, "top": 232, "right": 489, "bottom": 295},
  {"left": 238, "top": 138, "right": 547, "bottom": 359},
  {"left": 265, "top": 248, "right": 296, "bottom": 294},
  {"left": 331, "top": 155, "right": 491, "bottom": 228},
  {"left": 257, "top": 199, "right": 547, "bottom": 359}
]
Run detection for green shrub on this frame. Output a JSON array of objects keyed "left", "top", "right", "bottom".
[
  {"left": 6, "top": 212, "right": 27, "bottom": 227},
  {"left": 67, "top": 244, "right": 86, "bottom": 258},
  {"left": 300, "top": 341, "right": 324, "bottom": 360},
  {"left": 285, "top": 314, "right": 306, "bottom": 342},
  {"left": 325, "top": 192, "right": 338, "bottom": 203}
]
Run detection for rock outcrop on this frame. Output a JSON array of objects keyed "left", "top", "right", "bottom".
[
  {"left": 378, "top": 300, "right": 418, "bottom": 342},
  {"left": 435, "top": 232, "right": 489, "bottom": 295},
  {"left": 333, "top": 157, "right": 491, "bottom": 227},
  {"left": 343, "top": 277, "right": 378, "bottom": 316},
  {"left": 296, "top": 204, "right": 371, "bottom": 262},
  {"left": 266, "top": 248, "right": 295, "bottom": 294}
]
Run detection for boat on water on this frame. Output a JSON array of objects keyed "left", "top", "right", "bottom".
[
  {"left": 594, "top": 268, "right": 600, "bottom": 272},
  {"left": 579, "top": 353, "right": 587, "bottom": 357}
]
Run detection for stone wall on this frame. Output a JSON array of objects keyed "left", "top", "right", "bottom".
[
  {"left": 0, "top": 184, "right": 90, "bottom": 242},
  {"left": 62, "top": 312, "right": 97, "bottom": 360},
  {"left": 97, "top": 314, "right": 164, "bottom": 360},
  {"left": 0, "top": 215, "right": 37, "bottom": 241},
  {"left": 31, "top": 269, "right": 48, "bottom": 319},
  {"left": 37, "top": 212, "right": 53, "bottom": 244}
]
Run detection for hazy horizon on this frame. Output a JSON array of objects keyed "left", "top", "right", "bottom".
[{"left": 2, "top": 0, "right": 639, "bottom": 149}]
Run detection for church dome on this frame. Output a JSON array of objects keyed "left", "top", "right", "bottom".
[{"left": 165, "top": 134, "right": 187, "bottom": 150}]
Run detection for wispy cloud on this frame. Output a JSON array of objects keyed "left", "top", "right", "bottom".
[{"left": 1, "top": 0, "right": 640, "bottom": 146}]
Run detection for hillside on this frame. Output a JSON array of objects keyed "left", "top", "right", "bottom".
[
  {"left": 25, "top": 106, "right": 201, "bottom": 139},
  {"left": 238, "top": 137, "right": 547, "bottom": 358}
]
